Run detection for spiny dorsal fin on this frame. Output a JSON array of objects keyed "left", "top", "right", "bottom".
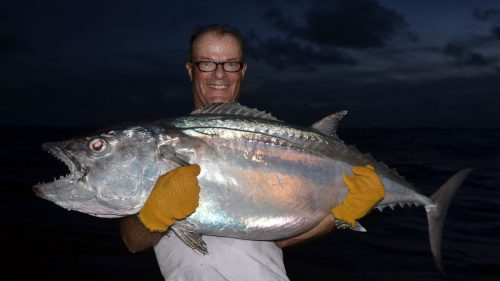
[
  {"left": 191, "top": 102, "right": 280, "bottom": 121},
  {"left": 364, "top": 152, "right": 377, "bottom": 163},
  {"left": 311, "top": 110, "right": 347, "bottom": 136},
  {"left": 347, "top": 145, "right": 361, "bottom": 154}
]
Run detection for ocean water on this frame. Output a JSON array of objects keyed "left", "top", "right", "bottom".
[{"left": 1, "top": 126, "right": 499, "bottom": 281}]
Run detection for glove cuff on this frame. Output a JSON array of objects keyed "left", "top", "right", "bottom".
[
  {"left": 331, "top": 206, "right": 356, "bottom": 228},
  {"left": 333, "top": 217, "right": 353, "bottom": 230},
  {"left": 138, "top": 205, "right": 174, "bottom": 232}
]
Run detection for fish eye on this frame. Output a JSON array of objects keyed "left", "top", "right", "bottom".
[{"left": 89, "top": 138, "right": 107, "bottom": 153}]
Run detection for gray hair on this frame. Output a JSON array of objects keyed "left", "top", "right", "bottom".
[{"left": 189, "top": 24, "right": 245, "bottom": 61}]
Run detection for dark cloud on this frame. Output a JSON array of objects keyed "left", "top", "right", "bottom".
[
  {"left": 472, "top": 7, "right": 500, "bottom": 39},
  {"left": 443, "top": 42, "right": 494, "bottom": 67},
  {"left": 251, "top": 0, "right": 416, "bottom": 70},
  {"left": 473, "top": 7, "right": 500, "bottom": 21},
  {"left": 263, "top": 0, "right": 416, "bottom": 49},
  {"left": 300, "top": 0, "right": 416, "bottom": 48},
  {"left": 245, "top": 32, "right": 355, "bottom": 71},
  {"left": 261, "top": 3, "right": 296, "bottom": 35},
  {"left": 494, "top": 26, "right": 500, "bottom": 39}
]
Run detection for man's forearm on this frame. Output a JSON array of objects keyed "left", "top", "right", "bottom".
[
  {"left": 275, "top": 216, "right": 336, "bottom": 248},
  {"left": 120, "top": 215, "right": 164, "bottom": 253}
]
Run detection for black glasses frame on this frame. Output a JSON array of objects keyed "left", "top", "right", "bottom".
[{"left": 191, "top": 61, "right": 244, "bottom": 72}]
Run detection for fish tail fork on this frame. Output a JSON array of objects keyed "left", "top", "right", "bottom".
[{"left": 426, "top": 168, "right": 473, "bottom": 274}]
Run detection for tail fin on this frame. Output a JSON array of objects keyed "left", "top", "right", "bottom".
[{"left": 426, "top": 168, "right": 473, "bottom": 273}]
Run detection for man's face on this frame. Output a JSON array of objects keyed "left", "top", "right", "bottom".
[{"left": 186, "top": 32, "right": 247, "bottom": 110}]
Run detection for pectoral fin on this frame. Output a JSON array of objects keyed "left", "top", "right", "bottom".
[
  {"left": 159, "top": 144, "right": 196, "bottom": 166},
  {"left": 171, "top": 225, "right": 208, "bottom": 255}
]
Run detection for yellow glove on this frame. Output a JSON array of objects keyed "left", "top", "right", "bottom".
[
  {"left": 332, "top": 165, "right": 385, "bottom": 228},
  {"left": 138, "top": 164, "right": 201, "bottom": 232}
]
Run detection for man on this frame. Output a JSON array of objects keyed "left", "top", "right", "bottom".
[{"left": 120, "top": 24, "right": 384, "bottom": 280}]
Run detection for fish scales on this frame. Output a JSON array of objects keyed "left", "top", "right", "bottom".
[
  {"left": 168, "top": 115, "right": 425, "bottom": 237},
  {"left": 174, "top": 115, "right": 409, "bottom": 191}
]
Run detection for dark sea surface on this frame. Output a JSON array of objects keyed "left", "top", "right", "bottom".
[{"left": 1, "top": 126, "right": 499, "bottom": 281}]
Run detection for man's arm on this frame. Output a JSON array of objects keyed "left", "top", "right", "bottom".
[
  {"left": 120, "top": 165, "right": 201, "bottom": 253},
  {"left": 276, "top": 165, "right": 385, "bottom": 249},
  {"left": 120, "top": 215, "right": 163, "bottom": 253}
]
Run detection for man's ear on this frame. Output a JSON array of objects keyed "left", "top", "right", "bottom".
[
  {"left": 241, "top": 63, "right": 248, "bottom": 78},
  {"left": 186, "top": 62, "right": 193, "bottom": 81}
]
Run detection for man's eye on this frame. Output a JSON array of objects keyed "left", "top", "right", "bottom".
[{"left": 89, "top": 138, "right": 107, "bottom": 153}]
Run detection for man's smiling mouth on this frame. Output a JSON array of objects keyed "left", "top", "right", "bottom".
[{"left": 208, "top": 84, "right": 229, "bottom": 90}]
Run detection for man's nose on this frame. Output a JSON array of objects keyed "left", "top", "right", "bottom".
[{"left": 214, "top": 64, "right": 226, "bottom": 79}]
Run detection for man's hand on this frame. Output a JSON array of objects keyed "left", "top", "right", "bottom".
[
  {"left": 138, "top": 164, "right": 201, "bottom": 232},
  {"left": 332, "top": 165, "right": 385, "bottom": 228}
]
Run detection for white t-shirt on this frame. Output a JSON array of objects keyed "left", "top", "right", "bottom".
[{"left": 154, "top": 234, "right": 290, "bottom": 281}]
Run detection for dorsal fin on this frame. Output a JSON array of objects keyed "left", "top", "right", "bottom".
[
  {"left": 191, "top": 102, "right": 280, "bottom": 121},
  {"left": 311, "top": 110, "right": 347, "bottom": 136}
]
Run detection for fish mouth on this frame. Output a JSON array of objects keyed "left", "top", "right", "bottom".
[
  {"left": 42, "top": 142, "right": 85, "bottom": 181},
  {"left": 33, "top": 141, "right": 86, "bottom": 188},
  {"left": 33, "top": 142, "right": 91, "bottom": 204}
]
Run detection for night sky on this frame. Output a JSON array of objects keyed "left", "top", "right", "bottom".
[{"left": 2, "top": 0, "right": 500, "bottom": 128}]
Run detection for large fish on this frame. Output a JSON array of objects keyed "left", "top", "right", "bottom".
[{"left": 33, "top": 103, "right": 471, "bottom": 272}]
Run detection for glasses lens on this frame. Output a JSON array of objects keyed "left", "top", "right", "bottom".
[
  {"left": 197, "top": 61, "right": 216, "bottom": 71},
  {"left": 223, "top": 62, "right": 242, "bottom": 72}
]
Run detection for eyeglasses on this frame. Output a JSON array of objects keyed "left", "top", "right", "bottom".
[{"left": 191, "top": 60, "right": 244, "bottom": 72}]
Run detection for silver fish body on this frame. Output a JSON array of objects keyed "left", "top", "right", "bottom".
[
  {"left": 170, "top": 115, "right": 417, "bottom": 239},
  {"left": 33, "top": 103, "right": 471, "bottom": 272}
]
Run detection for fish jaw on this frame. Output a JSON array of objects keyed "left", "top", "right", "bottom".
[
  {"left": 33, "top": 171, "right": 140, "bottom": 218},
  {"left": 33, "top": 180, "right": 127, "bottom": 218}
]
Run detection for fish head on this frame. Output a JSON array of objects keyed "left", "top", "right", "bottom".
[{"left": 33, "top": 126, "right": 167, "bottom": 218}]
